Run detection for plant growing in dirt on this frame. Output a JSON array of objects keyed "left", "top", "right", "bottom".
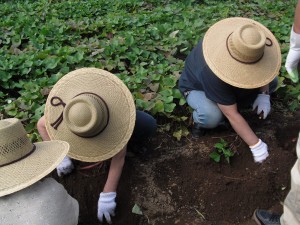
[{"left": 210, "top": 138, "right": 235, "bottom": 164}]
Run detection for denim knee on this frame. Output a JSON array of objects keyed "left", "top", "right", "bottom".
[{"left": 193, "top": 107, "right": 223, "bottom": 129}]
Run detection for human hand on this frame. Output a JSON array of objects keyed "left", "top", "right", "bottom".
[
  {"left": 250, "top": 139, "right": 269, "bottom": 163},
  {"left": 285, "top": 27, "right": 300, "bottom": 83},
  {"left": 56, "top": 156, "right": 74, "bottom": 177},
  {"left": 252, "top": 94, "right": 270, "bottom": 119},
  {"left": 97, "top": 192, "right": 117, "bottom": 224}
]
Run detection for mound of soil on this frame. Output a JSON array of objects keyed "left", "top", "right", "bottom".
[{"left": 52, "top": 109, "right": 300, "bottom": 225}]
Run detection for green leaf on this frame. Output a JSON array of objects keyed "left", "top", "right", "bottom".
[
  {"left": 45, "top": 57, "right": 60, "bottom": 70},
  {"left": 173, "top": 126, "right": 189, "bottom": 140},
  {"left": 223, "top": 149, "right": 232, "bottom": 157},
  {"left": 164, "top": 103, "right": 176, "bottom": 113},
  {"left": 214, "top": 143, "right": 224, "bottom": 150},
  {"left": 209, "top": 151, "right": 221, "bottom": 163},
  {"left": 162, "top": 77, "right": 176, "bottom": 87},
  {"left": 151, "top": 74, "right": 161, "bottom": 81},
  {"left": 173, "top": 129, "right": 183, "bottom": 141},
  {"left": 172, "top": 89, "right": 183, "bottom": 99},
  {"left": 179, "top": 98, "right": 186, "bottom": 105},
  {"left": 0, "top": 70, "right": 12, "bottom": 82},
  {"left": 135, "top": 99, "right": 145, "bottom": 109},
  {"left": 153, "top": 100, "right": 164, "bottom": 113},
  {"left": 6, "top": 108, "right": 18, "bottom": 116},
  {"left": 74, "top": 51, "right": 84, "bottom": 62},
  {"left": 132, "top": 204, "right": 143, "bottom": 215}
]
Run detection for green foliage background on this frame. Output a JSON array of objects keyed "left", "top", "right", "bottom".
[{"left": 0, "top": 0, "right": 299, "bottom": 140}]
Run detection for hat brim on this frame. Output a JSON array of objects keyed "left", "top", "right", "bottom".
[
  {"left": 45, "top": 68, "right": 136, "bottom": 162},
  {"left": 203, "top": 17, "right": 281, "bottom": 89},
  {"left": 0, "top": 141, "right": 69, "bottom": 197}
]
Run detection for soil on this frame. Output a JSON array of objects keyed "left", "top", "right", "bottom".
[{"left": 51, "top": 107, "right": 300, "bottom": 225}]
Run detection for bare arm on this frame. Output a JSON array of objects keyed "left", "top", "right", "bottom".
[
  {"left": 103, "top": 146, "right": 126, "bottom": 193},
  {"left": 37, "top": 116, "right": 50, "bottom": 141},
  {"left": 38, "top": 115, "right": 126, "bottom": 192},
  {"left": 294, "top": 0, "right": 300, "bottom": 33},
  {"left": 217, "top": 103, "right": 259, "bottom": 146}
]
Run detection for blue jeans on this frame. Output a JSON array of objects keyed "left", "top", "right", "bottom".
[
  {"left": 186, "top": 77, "right": 278, "bottom": 129},
  {"left": 130, "top": 110, "right": 157, "bottom": 143}
]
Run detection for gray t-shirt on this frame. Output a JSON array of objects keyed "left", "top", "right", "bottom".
[{"left": 0, "top": 178, "right": 79, "bottom": 225}]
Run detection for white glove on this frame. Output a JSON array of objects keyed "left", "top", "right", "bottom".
[
  {"left": 56, "top": 156, "right": 74, "bottom": 177},
  {"left": 252, "top": 94, "right": 271, "bottom": 119},
  {"left": 250, "top": 139, "right": 269, "bottom": 163},
  {"left": 285, "top": 26, "right": 300, "bottom": 83},
  {"left": 97, "top": 192, "right": 116, "bottom": 224}
]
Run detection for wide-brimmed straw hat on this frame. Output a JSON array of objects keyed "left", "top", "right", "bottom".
[
  {"left": 203, "top": 17, "right": 281, "bottom": 89},
  {"left": 44, "top": 68, "right": 136, "bottom": 162},
  {"left": 0, "top": 118, "right": 69, "bottom": 197}
]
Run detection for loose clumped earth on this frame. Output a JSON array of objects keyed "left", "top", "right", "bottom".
[{"left": 51, "top": 108, "right": 299, "bottom": 225}]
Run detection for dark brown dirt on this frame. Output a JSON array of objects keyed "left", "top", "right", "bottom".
[{"left": 51, "top": 108, "right": 300, "bottom": 225}]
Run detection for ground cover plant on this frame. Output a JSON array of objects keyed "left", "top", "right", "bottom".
[
  {"left": 0, "top": 0, "right": 299, "bottom": 139},
  {"left": 1, "top": 0, "right": 300, "bottom": 224}
]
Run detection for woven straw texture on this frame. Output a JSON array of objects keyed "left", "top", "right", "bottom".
[
  {"left": 0, "top": 119, "right": 32, "bottom": 166},
  {"left": 0, "top": 118, "right": 69, "bottom": 197},
  {"left": 45, "top": 68, "right": 136, "bottom": 162},
  {"left": 0, "top": 178, "right": 78, "bottom": 225},
  {"left": 203, "top": 17, "right": 281, "bottom": 89}
]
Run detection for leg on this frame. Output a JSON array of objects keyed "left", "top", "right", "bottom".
[
  {"left": 128, "top": 110, "right": 157, "bottom": 155},
  {"left": 269, "top": 76, "right": 278, "bottom": 94},
  {"left": 280, "top": 133, "right": 300, "bottom": 225},
  {"left": 253, "top": 133, "right": 300, "bottom": 225},
  {"left": 186, "top": 90, "right": 224, "bottom": 129},
  {"left": 130, "top": 110, "right": 157, "bottom": 142}
]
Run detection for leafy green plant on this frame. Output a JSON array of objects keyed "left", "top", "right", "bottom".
[
  {"left": 0, "top": 0, "right": 299, "bottom": 140},
  {"left": 209, "top": 138, "right": 235, "bottom": 164}
]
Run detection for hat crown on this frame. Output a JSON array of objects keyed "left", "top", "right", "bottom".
[
  {"left": 241, "top": 26, "right": 263, "bottom": 45},
  {"left": 0, "top": 119, "right": 33, "bottom": 166},
  {"left": 64, "top": 93, "right": 109, "bottom": 137},
  {"left": 229, "top": 24, "right": 266, "bottom": 63}
]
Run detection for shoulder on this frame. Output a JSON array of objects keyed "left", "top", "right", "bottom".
[
  {"left": 0, "top": 178, "right": 63, "bottom": 202},
  {"left": 0, "top": 178, "right": 79, "bottom": 225}
]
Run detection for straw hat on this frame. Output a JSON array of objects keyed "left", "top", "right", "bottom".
[
  {"left": 0, "top": 118, "right": 69, "bottom": 197},
  {"left": 203, "top": 17, "right": 281, "bottom": 89},
  {"left": 44, "top": 68, "right": 136, "bottom": 162}
]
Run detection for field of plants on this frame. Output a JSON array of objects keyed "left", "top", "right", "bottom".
[
  {"left": 1, "top": 0, "right": 300, "bottom": 224},
  {"left": 0, "top": 0, "right": 299, "bottom": 140}
]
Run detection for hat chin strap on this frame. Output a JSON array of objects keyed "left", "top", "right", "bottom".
[{"left": 50, "top": 92, "right": 110, "bottom": 137}]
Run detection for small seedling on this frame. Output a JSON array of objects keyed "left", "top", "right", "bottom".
[{"left": 209, "top": 138, "right": 235, "bottom": 164}]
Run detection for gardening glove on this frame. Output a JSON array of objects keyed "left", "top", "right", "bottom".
[
  {"left": 250, "top": 139, "right": 269, "bottom": 163},
  {"left": 252, "top": 94, "right": 271, "bottom": 119},
  {"left": 97, "top": 192, "right": 116, "bottom": 224},
  {"left": 285, "top": 26, "right": 300, "bottom": 83},
  {"left": 56, "top": 156, "right": 74, "bottom": 177}
]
